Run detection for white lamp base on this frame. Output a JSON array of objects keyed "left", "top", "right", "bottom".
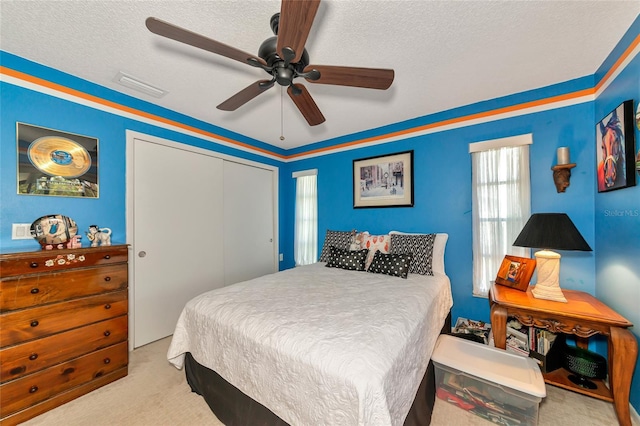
[{"left": 531, "top": 250, "right": 567, "bottom": 303}]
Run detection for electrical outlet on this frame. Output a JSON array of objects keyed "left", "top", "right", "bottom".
[{"left": 12, "top": 223, "right": 33, "bottom": 240}]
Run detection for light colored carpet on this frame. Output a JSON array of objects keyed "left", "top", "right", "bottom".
[{"left": 22, "top": 336, "right": 634, "bottom": 426}]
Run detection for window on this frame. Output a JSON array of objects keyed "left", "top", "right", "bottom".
[
  {"left": 293, "top": 169, "right": 318, "bottom": 266},
  {"left": 470, "top": 135, "right": 532, "bottom": 297}
]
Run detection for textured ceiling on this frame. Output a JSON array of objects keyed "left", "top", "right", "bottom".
[{"left": 1, "top": 1, "right": 639, "bottom": 150}]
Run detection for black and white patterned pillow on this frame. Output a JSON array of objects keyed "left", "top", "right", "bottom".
[
  {"left": 325, "top": 247, "right": 369, "bottom": 271},
  {"left": 389, "top": 233, "right": 436, "bottom": 275},
  {"left": 319, "top": 230, "right": 354, "bottom": 263},
  {"left": 367, "top": 250, "right": 413, "bottom": 279}
]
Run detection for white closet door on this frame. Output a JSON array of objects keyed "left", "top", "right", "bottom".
[
  {"left": 133, "top": 139, "right": 224, "bottom": 347},
  {"left": 223, "top": 161, "right": 276, "bottom": 286}
]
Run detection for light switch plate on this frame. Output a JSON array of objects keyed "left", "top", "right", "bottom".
[{"left": 12, "top": 223, "right": 33, "bottom": 240}]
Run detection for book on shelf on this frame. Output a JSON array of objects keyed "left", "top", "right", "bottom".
[
  {"left": 506, "top": 326, "right": 529, "bottom": 357},
  {"left": 504, "top": 316, "right": 563, "bottom": 372},
  {"left": 534, "top": 329, "right": 557, "bottom": 356}
]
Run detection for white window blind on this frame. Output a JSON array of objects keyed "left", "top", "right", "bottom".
[
  {"left": 293, "top": 170, "right": 318, "bottom": 266},
  {"left": 470, "top": 135, "right": 532, "bottom": 297}
]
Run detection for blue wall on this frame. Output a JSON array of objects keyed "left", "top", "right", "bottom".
[
  {"left": 0, "top": 52, "right": 285, "bottom": 253},
  {"left": 1, "top": 83, "right": 128, "bottom": 245},
  {"left": 593, "top": 17, "right": 640, "bottom": 411},
  {"left": 284, "top": 93, "right": 596, "bottom": 325},
  {"left": 1, "top": 14, "right": 638, "bottom": 416}
]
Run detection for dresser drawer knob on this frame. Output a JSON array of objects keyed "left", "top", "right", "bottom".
[
  {"left": 104, "top": 276, "right": 111, "bottom": 282},
  {"left": 104, "top": 255, "right": 111, "bottom": 260},
  {"left": 103, "top": 358, "right": 111, "bottom": 364},
  {"left": 30, "top": 262, "right": 39, "bottom": 268},
  {"left": 30, "top": 320, "right": 39, "bottom": 327},
  {"left": 29, "top": 353, "right": 38, "bottom": 361},
  {"left": 29, "top": 386, "right": 39, "bottom": 394},
  {"left": 104, "top": 330, "right": 111, "bottom": 337},
  {"left": 104, "top": 304, "right": 111, "bottom": 309},
  {"left": 30, "top": 288, "right": 40, "bottom": 294}
]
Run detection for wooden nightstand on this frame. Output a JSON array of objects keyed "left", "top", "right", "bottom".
[{"left": 489, "top": 282, "right": 637, "bottom": 426}]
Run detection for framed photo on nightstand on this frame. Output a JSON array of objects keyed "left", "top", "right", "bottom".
[{"left": 495, "top": 255, "right": 536, "bottom": 292}]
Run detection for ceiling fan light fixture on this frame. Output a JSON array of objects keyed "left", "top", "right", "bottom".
[
  {"left": 145, "top": 0, "right": 393, "bottom": 127},
  {"left": 114, "top": 71, "right": 167, "bottom": 98}
]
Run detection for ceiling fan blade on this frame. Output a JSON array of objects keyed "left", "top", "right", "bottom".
[
  {"left": 146, "top": 17, "right": 266, "bottom": 67},
  {"left": 287, "top": 84, "right": 325, "bottom": 126},
  {"left": 277, "top": 0, "right": 320, "bottom": 63},
  {"left": 303, "top": 65, "right": 394, "bottom": 90},
  {"left": 217, "top": 80, "right": 274, "bottom": 111}
]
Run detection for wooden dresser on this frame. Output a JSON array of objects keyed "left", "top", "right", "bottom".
[{"left": 0, "top": 245, "right": 129, "bottom": 425}]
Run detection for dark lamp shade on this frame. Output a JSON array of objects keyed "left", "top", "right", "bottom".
[{"left": 513, "top": 213, "right": 592, "bottom": 251}]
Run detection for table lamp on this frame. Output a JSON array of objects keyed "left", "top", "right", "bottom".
[{"left": 513, "top": 213, "right": 592, "bottom": 302}]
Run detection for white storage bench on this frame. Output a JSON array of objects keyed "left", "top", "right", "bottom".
[{"left": 432, "top": 334, "right": 546, "bottom": 426}]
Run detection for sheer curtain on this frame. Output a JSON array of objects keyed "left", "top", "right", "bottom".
[
  {"left": 294, "top": 170, "right": 317, "bottom": 266},
  {"left": 471, "top": 135, "right": 531, "bottom": 297}
]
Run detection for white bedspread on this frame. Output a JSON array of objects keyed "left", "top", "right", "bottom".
[{"left": 167, "top": 263, "right": 453, "bottom": 426}]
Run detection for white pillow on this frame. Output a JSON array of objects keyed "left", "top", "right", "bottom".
[{"left": 389, "top": 231, "right": 448, "bottom": 275}]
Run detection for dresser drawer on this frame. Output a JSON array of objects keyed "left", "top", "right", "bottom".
[
  {"left": 0, "top": 246, "right": 128, "bottom": 278},
  {"left": 0, "top": 264, "right": 128, "bottom": 313},
  {"left": 1, "top": 315, "right": 127, "bottom": 382},
  {"left": 0, "top": 341, "right": 128, "bottom": 418},
  {"left": 0, "top": 291, "right": 127, "bottom": 347}
]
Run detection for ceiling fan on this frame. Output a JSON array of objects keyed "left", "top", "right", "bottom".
[{"left": 145, "top": 0, "right": 394, "bottom": 126}]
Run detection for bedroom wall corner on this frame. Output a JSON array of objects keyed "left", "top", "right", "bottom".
[
  {"left": 279, "top": 161, "right": 297, "bottom": 270},
  {"left": 593, "top": 15, "right": 640, "bottom": 413}
]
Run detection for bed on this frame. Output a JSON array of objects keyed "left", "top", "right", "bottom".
[{"left": 167, "top": 232, "right": 453, "bottom": 426}]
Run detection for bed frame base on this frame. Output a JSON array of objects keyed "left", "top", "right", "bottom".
[{"left": 184, "top": 312, "right": 452, "bottom": 425}]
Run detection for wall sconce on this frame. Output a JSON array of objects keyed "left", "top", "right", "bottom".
[{"left": 552, "top": 147, "right": 576, "bottom": 193}]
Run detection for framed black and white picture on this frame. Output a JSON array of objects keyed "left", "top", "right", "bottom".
[{"left": 353, "top": 150, "right": 413, "bottom": 208}]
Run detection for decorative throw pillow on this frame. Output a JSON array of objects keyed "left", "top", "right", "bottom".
[
  {"left": 367, "top": 250, "right": 413, "bottom": 279},
  {"left": 349, "top": 231, "right": 368, "bottom": 251},
  {"left": 389, "top": 233, "right": 436, "bottom": 275},
  {"left": 326, "top": 247, "right": 369, "bottom": 271},
  {"left": 390, "top": 231, "right": 448, "bottom": 274},
  {"left": 360, "top": 233, "right": 390, "bottom": 269},
  {"left": 319, "top": 230, "right": 355, "bottom": 263}
]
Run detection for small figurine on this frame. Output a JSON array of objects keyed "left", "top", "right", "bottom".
[
  {"left": 86, "top": 225, "right": 112, "bottom": 247},
  {"left": 66, "top": 235, "right": 82, "bottom": 249}
]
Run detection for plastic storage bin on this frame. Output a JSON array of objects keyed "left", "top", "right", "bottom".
[{"left": 432, "top": 334, "right": 546, "bottom": 426}]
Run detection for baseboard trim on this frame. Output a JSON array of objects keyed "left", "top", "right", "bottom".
[{"left": 631, "top": 404, "right": 639, "bottom": 426}]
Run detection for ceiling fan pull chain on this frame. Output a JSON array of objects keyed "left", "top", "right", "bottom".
[{"left": 280, "top": 86, "right": 285, "bottom": 141}]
